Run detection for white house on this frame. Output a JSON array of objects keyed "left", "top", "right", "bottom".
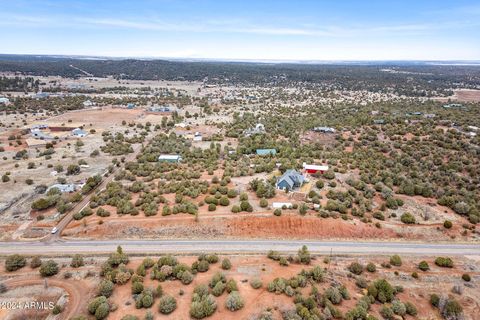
[
  {"left": 193, "top": 132, "right": 203, "bottom": 141},
  {"left": 47, "top": 184, "right": 77, "bottom": 193},
  {"left": 0, "top": 97, "right": 10, "bottom": 105},
  {"left": 83, "top": 100, "right": 95, "bottom": 107},
  {"left": 72, "top": 128, "right": 88, "bottom": 137}
]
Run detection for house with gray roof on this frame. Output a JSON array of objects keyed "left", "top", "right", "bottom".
[{"left": 276, "top": 169, "right": 305, "bottom": 191}]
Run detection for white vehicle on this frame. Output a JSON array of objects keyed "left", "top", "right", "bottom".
[{"left": 51, "top": 227, "right": 58, "bottom": 234}]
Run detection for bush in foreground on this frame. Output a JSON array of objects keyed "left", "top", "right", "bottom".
[
  {"left": 158, "top": 295, "right": 177, "bottom": 314},
  {"left": 225, "top": 291, "right": 245, "bottom": 311},
  {"left": 5, "top": 254, "right": 26, "bottom": 272},
  {"left": 39, "top": 260, "right": 59, "bottom": 277}
]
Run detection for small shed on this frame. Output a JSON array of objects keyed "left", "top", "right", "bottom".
[
  {"left": 158, "top": 154, "right": 182, "bottom": 163},
  {"left": 303, "top": 163, "right": 329, "bottom": 174},
  {"left": 256, "top": 149, "right": 277, "bottom": 156}
]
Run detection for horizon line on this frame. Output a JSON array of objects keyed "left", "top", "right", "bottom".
[{"left": 1, "top": 53, "right": 480, "bottom": 65}]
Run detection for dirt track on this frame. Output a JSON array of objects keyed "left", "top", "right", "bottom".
[{"left": 3, "top": 276, "right": 87, "bottom": 319}]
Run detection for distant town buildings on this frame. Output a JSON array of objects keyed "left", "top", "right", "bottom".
[
  {"left": 83, "top": 100, "right": 95, "bottom": 107},
  {"left": 442, "top": 103, "right": 464, "bottom": 109},
  {"left": 148, "top": 105, "right": 176, "bottom": 113},
  {"left": 312, "top": 126, "right": 336, "bottom": 133},
  {"left": 34, "top": 92, "right": 49, "bottom": 99},
  {"left": 244, "top": 123, "right": 265, "bottom": 137}
]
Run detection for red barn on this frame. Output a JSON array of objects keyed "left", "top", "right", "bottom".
[{"left": 303, "top": 163, "right": 329, "bottom": 174}]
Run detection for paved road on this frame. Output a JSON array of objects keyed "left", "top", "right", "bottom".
[{"left": 0, "top": 239, "right": 478, "bottom": 256}]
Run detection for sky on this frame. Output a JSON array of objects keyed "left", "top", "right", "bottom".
[{"left": 0, "top": 0, "right": 479, "bottom": 61}]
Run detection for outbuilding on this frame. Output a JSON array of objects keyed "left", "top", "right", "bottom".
[
  {"left": 256, "top": 148, "right": 277, "bottom": 156},
  {"left": 303, "top": 163, "right": 329, "bottom": 174},
  {"left": 158, "top": 154, "right": 182, "bottom": 163},
  {"left": 72, "top": 128, "right": 88, "bottom": 137}
]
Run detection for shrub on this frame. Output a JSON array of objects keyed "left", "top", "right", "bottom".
[
  {"left": 368, "top": 279, "right": 394, "bottom": 303},
  {"left": 462, "top": 273, "right": 471, "bottom": 282},
  {"left": 196, "top": 260, "right": 210, "bottom": 272},
  {"left": 211, "top": 281, "right": 226, "bottom": 297},
  {"left": 190, "top": 289, "right": 217, "bottom": 319},
  {"left": 267, "top": 250, "right": 281, "bottom": 260},
  {"left": 225, "top": 279, "right": 238, "bottom": 293},
  {"left": 209, "top": 272, "right": 226, "bottom": 288},
  {"left": 51, "top": 304, "right": 62, "bottom": 315},
  {"left": 250, "top": 278, "right": 262, "bottom": 289},
  {"left": 348, "top": 262, "right": 364, "bottom": 275},
  {"left": 30, "top": 256, "right": 42, "bottom": 269},
  {"left": 225, "top": 291, "right": 244, "bottom": 311},
  {"left": 311, "top": 266, "right": 325, "bottom": 282},
  {"left": 180, "top": 271, "right": 194, "bottom": 285},
  {"left": 96, "top": 207, "right": 110, "bottom": 217},
  {"left": 324, "top": 287, "right": 342, "bottom": 304},
  {"left": 132, "top": 281, "right": 144, "bottom": 294},
  {"left": 88, "top": 296, "right": 109, "bottom": 319},
  {"left": 400, "top": 212, "right": 416, "bottom": 224},
  {"left": 443, "top": 220, "right": 453, "bottom": 229},
  {"left": 221, "top": 258, "right": 232, "bottom": 270},
  {"left": 98, "top": 280, "right": 115, "bottom": 297},
  {"left": 389, "top": 255, "right": 402, "bottom": 267},
  {"left": 70, "top": 254, "right": 85, "bottom": 268},
  {"left": 259, "top": 198, "right": 268, "bottom": 208},
  {"left": 94, "top": 301, "right": 110, "bottom": 320},
  {"left": 435, "top": 257, "right": 453, "bottom": 268},
  {"left": 418, "top": 260, "right": 430, "bottom": 271},
  {"left": 297, "top": 245, "right": 311, "bottom": 264},
  {"left": 430, "top": 294, "right": 440, "bottom": 307},
  {"left": 5, "top": 254, "right": 26, "bottom": 272},
  {"left": 442, "top": 298, "right": 463, "bottom": 318},
  {"left": 39, "top": 260, "right": 59, "bottom": 277},
  {"left": 120, "top": 316, "right": 138, "bottom": 320},
  {"left": 366, "top": 262, "right": 376, "bottom": 272},
  {"left": 355, "top": 277, "right": 368, "bottom": 288},
  {"left": 158, "top": 295, "right": 177, "bottom": 314},
  {"left": 405, "top": 302, "right": 418, "bottom": 316},
  {"left": 273, "top": 208, "right": 281, "bottom": 216},
  {"left": 205, "top": 254, "right": 219, "bottom": 264},
  {"left": 380, "top": 306, "right": 394, "bottom": 320},
  {"left": 0, "top": 283, "right": 7, "bottom": 293},
  {"left": 279, "top": 257, "right": 289, "bottom": 266},
  {"left": 391, "top": 300, "right": 406, "bottom": 316}
]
